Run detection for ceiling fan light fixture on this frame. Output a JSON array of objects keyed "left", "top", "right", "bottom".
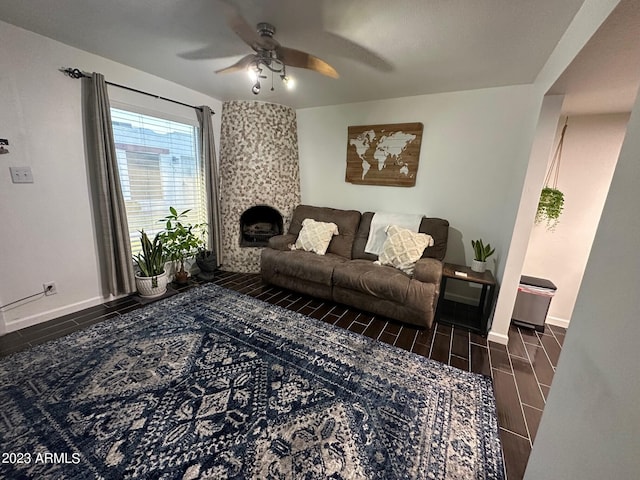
[
  {"left": 246, "top": 58, "right": 292, "bottom": 95},
  {"left": 282, "top": 75, "right": 295, "bottom": 90}
]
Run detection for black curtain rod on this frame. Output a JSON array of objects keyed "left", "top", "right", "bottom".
[{"left": 61, "top": 68, "right": 215, "bottom": 115}]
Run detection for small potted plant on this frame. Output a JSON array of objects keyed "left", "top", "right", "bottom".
[
  {"left": 535, "top": 187, "right": 564, "bottom": 230},
  {"left": 159, "top": 207, "right": 206, "bottom": 284},
  {"left": 133, "top": 230, "right": 168, "bottom": 297},
  {"left": 471, "top": 239, "right": 495, "bottom": 273}
]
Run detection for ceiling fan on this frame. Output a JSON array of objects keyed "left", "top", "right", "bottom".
[{"left": 215, "top": 3, "right": 339, "bottom": 94}]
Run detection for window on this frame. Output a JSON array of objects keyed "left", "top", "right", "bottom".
[{"left": 110, "top": 108, "right": 207, "bottom": 254}]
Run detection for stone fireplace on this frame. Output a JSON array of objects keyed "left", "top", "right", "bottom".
[{"left": 219, "top": 100, "right": 301, "bottom": 272}]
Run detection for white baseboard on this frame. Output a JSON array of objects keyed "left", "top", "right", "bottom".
[
  {"left": 487, "top": 330, "right": 509, "bottom": 345},
  {"left": 4, "top": 296, "right": 107, "bottom": 333},
  {"left": 546, "top": 315, "right": 570, "bottom": 329}
]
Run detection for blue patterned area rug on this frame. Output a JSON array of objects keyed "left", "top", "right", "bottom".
[{"left": 0, "top": 284, "right": 504, "bottom": 479}]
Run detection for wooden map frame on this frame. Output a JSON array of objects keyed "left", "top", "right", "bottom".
[{"left": 345, "top": 122, "right": 423, "bottom": 187}]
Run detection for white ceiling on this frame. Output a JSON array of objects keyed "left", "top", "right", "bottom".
[
  {"left": 0, "top": 0, "right": 636, "bottom": 112},
  {"left": 549, "top": 0, "right": 640, "bottom": 115}
]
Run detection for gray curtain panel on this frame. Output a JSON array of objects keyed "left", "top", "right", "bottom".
[
  {"left": 86, "top": 73, "right": 136, "bottom": 295},
  {"left": 197, "top": 106, "right": 222, "bottom": 266}
]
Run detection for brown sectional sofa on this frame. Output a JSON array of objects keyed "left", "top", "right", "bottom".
[{"left": 260, "top": 205, "right": 449, "bottom": 328}]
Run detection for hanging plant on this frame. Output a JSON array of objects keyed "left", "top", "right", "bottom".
[
  {"left": 536, "top": 118, "right": 568, "bottom": 231},
  {"left": 536, "top": 187, "right": 564, "bottom": 229}
]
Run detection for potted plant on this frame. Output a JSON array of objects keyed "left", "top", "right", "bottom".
[
  {"left": 159, "top": 207, "right": 206, "bottom": 284},
  {"left": 133, "top": 230, "right": 168, "bottom": 297},
  {"left": 471, "top": 239, "right": 495, "bottom": 273},
  {"left": 535, "top": 187, "right": 564, "bottom": 230}
]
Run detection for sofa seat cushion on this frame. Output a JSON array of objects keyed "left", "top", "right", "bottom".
[
  {"left": 333, "top": 259, "right": 413, "bottom": 304},
  {"left": 262, "top": 249, "right": 347, "bottom": 286}
]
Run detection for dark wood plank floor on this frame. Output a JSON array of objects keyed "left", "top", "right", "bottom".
[{"left": 0, "top": 271, "right": 566, "bottom": 480}]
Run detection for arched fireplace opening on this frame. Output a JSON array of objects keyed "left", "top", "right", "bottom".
[{"left": 239, "top": 205, "right": 283, "bottom": 247}]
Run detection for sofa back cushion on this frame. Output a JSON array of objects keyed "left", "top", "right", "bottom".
[
  {"left": 288, "top": 205, "right": 361, "bottom": 259},
  {"left": 418, "top": 217, "right": 449, "bottom": 261},
  {"left": 353, "top": 212, "right": 449, "bottom": 261}
]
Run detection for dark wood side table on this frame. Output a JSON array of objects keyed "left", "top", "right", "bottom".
[{"left": 435, "top": 263, "right": 497, "bottom": 334}]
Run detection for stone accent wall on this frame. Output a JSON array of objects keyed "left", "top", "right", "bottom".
[{"left": 219, "top": 100, "right": 301, "bottom": 272}]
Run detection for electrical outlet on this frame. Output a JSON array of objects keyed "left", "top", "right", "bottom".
[
  {"left": 9, "top": 166, "right": 34, "bottom": 184},
  {"left": 43, "top": 282, "right": 57, "bottom": 296}
]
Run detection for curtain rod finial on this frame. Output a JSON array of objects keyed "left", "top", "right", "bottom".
[{"left": 60, "top": 67, "right": 87, "bottom": 79}]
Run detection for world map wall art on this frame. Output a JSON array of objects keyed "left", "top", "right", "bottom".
[{"left": 345, "top": 122, "right": 424, "bottom": 187}]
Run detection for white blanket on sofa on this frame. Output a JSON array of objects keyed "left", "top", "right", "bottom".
[{"left": 364, "top": 212, "right": 423, "bottom": 255}]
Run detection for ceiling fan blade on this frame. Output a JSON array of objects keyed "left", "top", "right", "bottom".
[
  {"left": 215, "top": 54, "right": 256, "bottom": 74},
  {"left": 219, "top": 0, "right": 278, "bottom": 51},
  {"left": 277, "top": 47, "right": 339, "bottom": 79}
]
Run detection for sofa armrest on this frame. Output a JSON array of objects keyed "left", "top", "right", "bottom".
[
  {"left": 268, "top": 234, "right": 297, "bottom": 251},
  {"left": 413, "top": 258, "right": 443, "bottom": 284}
]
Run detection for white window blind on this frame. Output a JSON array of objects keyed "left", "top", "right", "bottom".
[{"left": 110, "top": 108, "right": 207, "bottom": 255}]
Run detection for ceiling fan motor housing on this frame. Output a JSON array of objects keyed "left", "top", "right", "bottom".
[{"left": 257, "top": 22, "right": 276, "bottom": 40}]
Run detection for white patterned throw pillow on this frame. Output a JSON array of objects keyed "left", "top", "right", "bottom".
[
  {"left": 377, "top": 224, "right": 434, "bottom": 275},
  {"left": 292, "top": 218, "right": 339, "bottom": 255}
]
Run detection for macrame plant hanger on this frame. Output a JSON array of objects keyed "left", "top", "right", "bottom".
[
  {"left": 536, "top": 117, "right": 567, "bottom": 230},
  {"left": 544, "top": 118, "right": 567, "bottom": 190}
]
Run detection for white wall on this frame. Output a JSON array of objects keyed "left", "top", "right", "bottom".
[
  {"left": 0, "top": 21, "right": 222, "bottom": 332},
  {"left": 296, "top": 86, "right": 542, "bottom": 289},
  {"left": 490, "top": 0, "right": 622, "bottom": 343},
  {"left": 524, "top": 69, "right": 640, "bottom": 480},
  {"left": 489, "top": 96, "right": 565, "bottom": 344},
  {"left": 522, "top": 114, "right": 628, "bottom": 327}
]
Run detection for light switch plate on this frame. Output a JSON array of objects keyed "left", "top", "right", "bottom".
[{"left": 9, "top": 166, "right": 34, "bottom": 184}]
